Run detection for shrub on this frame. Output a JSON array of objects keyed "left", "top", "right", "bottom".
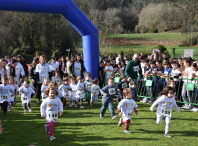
[
  {"left": 164, "top": 29, "right": 169, "bottom": 32},
  {"left": 153, "top": 44, "right": 167, "bottom": 53},
  {"left": 52, "top": 49, "right": 61, "bottom": 58},
  {"left": 179, "top": 37, "right": 198, "bottom": 47},
  {"left": 147, "top": 29, "right": 158, "bottom": 33}
]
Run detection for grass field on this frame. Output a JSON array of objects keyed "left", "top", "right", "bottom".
[{"left": 1, "top": 96, "right": 198, "bottom": 146}]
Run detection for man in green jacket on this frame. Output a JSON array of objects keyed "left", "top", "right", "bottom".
[{"left": 125, "top": 54, "right": 143, "bottom": 82}]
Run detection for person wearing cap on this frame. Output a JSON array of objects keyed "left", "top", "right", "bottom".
[{"left": 30, "top": 57, "right": 39, "bottom": 89}]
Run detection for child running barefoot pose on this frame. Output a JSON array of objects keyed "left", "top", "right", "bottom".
[
  {"left": 41, "top": 78, "right": 50, "bottom": 100},
  {"left": 41, "top": 87, "right": 63, "bottom": 142},
  {"left": 76, "top": 76, "right": 85, "bottom": 109},
  {"left": 117, "top": 88, "right": 138, "bottom": 133},
  {"left": 58, "top": 77, "right": 71, "bottom": 106},
  {"left": 100, "top": 78, "right": 117, "bottom": 119},
  {"left": 19, "top": 80, "right": 35, "bottom": 113},
  {"left": 84, "top": 73, "right": 92, "bottom": 105},
  {"left": 7, "top": 77, "right": 18, "bottom": 111},
  {"left": 69, "top": 78, "right": 77, "bottom": 107},
  {"left": 0, "top": 77, "right": 13, "bottom": 116},
  {"left": 91, "top": 78, "right": 100, "bottom": 106},
  {"left": 150, "top": 87, "right": 179, "bottom": 137}
]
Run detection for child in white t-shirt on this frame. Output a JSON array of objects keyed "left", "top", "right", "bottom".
[
  {"left": 69, "top": 77, "right": 77, "bottom": 107},
  {"left": 117, "top": 88, "right": 138, "bottom": 134},
  {"left": 19, "top": 80, "right": 35, "bottom": 113},
  {"left": 52, "top": 71, "right": 62, "bottom": 86},
  {"left": 150, "top": 87, "right": 179, "bottom": 137},
  {"left": 19, "top": 76, "right": 36, "bottom": 90},
  {"left": 104, "top": 60, "right": 114, "bottom": 81},
  {"left": 76, "top": 76, "right": 85, "bottom": 109},
  {"left": 41, "top": 78, "right": 50, "bottom": 100},
  {"left": 91, "top": 78, "right": 100, "bottom": 106},
  {"left": 41, "top": 87, "right": 63, "bottom": 142},
  {"left": 84, "top": 73, "right": 92, "bottom": 105}
]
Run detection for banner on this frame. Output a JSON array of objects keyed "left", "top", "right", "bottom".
[{"left": 184, "top": 49, "right": 194, "bottom": 58}]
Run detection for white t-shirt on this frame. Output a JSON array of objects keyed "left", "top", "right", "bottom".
[
  {"left": 188, "top": 70, "right": 198, "bottom": 86},
  {"left": 117, "top": 98, "right": 138, "bottom": 121},
  {"left": 40, "top": 97, "right": 63, "bottom": 123},
  {"left": 171, "top": 69, "right": 181, "bottom": 81},
  {"left": 74, "top": 61, "right": 81, "bottom": 77},
  {"left": 58, "top": 84, "right": 71, "bottom": 98},
  {"left": 19, "top": 86, "right": 35, "bottom": 103},
  {"left": 91, "top": 84, "right": 100, "bottom": 96},
  {"left": 69, "top": 84, "right": 77, "bottom": 100},
  {"left": 50, "top": 62, "right": 58, "bottom": 71},
  {"left": 52, "top": 77, "right": 62, "bottom": 86},
  {"left": 104, "top": 66, "right": 114, "bottom": 78},
  {"left": 0, "top": 84, "right": 13, "bottom": 103},
  {"left": 8, "top": 84, "right": 17, "bottom": 101},
  {"left": 84, "top": 79, "right": 92, "bottom": 92},
  {"left": 66, "top": 61, "right": 70, "bottom": 73},
  {"left": 41, "top": 85, "right": 48, "bottom": 100},
  {"left": 150, "top": 95, "right": 179, "bottom": 117},
  {"left": 36, "top": 63, "right": 51, "bottom": 83},
  {"left": 76, "top": 82, "right": 85, "bottom": 98},
  {"left": 183, "top": 67, "right": 192, "bottom": 83},
  {"left": 56, "top": 62, "right": 59, "bottom": 68}
]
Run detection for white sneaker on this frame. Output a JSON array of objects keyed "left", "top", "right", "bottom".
[
  {"left": 112, "top": 115, "right": 118, "bottom": 119},
  {"left": 50, "top": 136, "right": 56, "bottom": 142},
  {"left": 190, "top": 107, "right": 198, "bottom": 112},
  {"left": 80, "top": 106, "right": 84, "bottom": 109},
  {"left": 140, "top": 100, "right": 143, "bottom": 102},
  {"left": 181, "top": 105, "right": 189, "bottom": 110},
  {"left": 124, "top": 130, "right": 131, "bottom": 133},
  {"left": 29, "top": 109, "right": 32, "bottom": 112},
  {"left": 118, "top": 118, "right": 123, "bottom": 127},
  {"left": 74, "top": 104, "right": 78, "bottom": 108},
  {"left": 100, "top": 114, "right": 103, "bottom": 118},
  {"left": 7, "top": 109, "right": 11, "bottom": 111},
  {"left": 186, "top": 105, "right": 193, "bottom": 110},
  {"left": 24, "top": 110, "right": 27, "bottom": 113},
  {"left": 142, "top": 98, "right": 148, "bottom": 103}
]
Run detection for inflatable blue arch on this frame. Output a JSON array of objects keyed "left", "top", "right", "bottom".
[{"left": 0, "top": 0, "right": 99, "bottom": 79}]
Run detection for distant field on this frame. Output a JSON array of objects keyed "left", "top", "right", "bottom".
[{"left": 107, "top": 33, "right": 187, "bottom": 41}]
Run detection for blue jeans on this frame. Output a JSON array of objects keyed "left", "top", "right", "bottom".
[{"left": 100, "top": 101, "right": 115, "bottom": 117}]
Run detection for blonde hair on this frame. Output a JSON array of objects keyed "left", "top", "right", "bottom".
[
  {"left": 48, "top": 81, "right": 58, "bottom": 89},
  {"left": 42, "top": 78, "right": 50, "bottom": 86},
  {"left": 39, "top": 55, "right": 46, "bottom": 63},
  {"left": 45, "top": 87, "right": 58, "bottom": 96}
]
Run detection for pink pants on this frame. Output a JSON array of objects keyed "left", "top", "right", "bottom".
[
  {"left": 121, "top": 119, "right": 131, "bottom": 130},
  {"left": 47, "top": 121, "right": 56, "bottom": 137}
]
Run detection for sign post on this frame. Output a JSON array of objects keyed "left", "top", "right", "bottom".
[{"left": 66, "top": 48, "right": 70, "bottom": 56}]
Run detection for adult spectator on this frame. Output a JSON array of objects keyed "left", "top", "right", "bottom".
[
  {"left": 99, "top": 61, "right": 105, "bottom": 88},
  {"left": 116, "top": 54, "right": 122, "bottom": 64},
  {"left": 125, "top": 54, "right": 143, "bottom": 83},
  {"left": 29, "top": 57, "right": 39, "bottom": 89},
  {"left": 66, "top": 56, "right": 70, "bottom": 73},
  {"left": 112, "top": 58, "right": 118, "bottom": 70},
  {"left": 0, "top": 59, "right": 8, "bottom": 80},
  {"left": 150, "top": 49, "right": 163, "bottom": 62},
  {"left": 5, "top": 56, "right": 10, "bottom": 64},
  {"left": 68, "top": 54, "right": 87, "bottom": 78},
  {"left": 17, "top": 56, "right": 28, "bottom": 77},
  {"left": 59, "top": 56, "right": 67, "bottom": 79},
  {"left": 35, "top": 55, "right": 52, "bottom": 104}
]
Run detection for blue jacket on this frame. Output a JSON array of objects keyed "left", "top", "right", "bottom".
[{"left": 100, "top": 85, "right": 116, "bottom": 103}]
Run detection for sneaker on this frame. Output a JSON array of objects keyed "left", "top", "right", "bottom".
[
  {"left": 164, "top": 134, "right": 172, "bottom": 137},
  {"left": 112, "top": 115, "right": 118, "bottom": 119},
  {"left": 37, "top": 100, "right": 41, "bottom": 104},
  {"left": 100, "top": 114, "right": 103, "bottom": 118},
  {"left": 140, "top": 100, "right": 143, "bottom": 102},
  {"left": 24, "top": 110, "right": 27, "bottom": 113},
  {"left": 7, "top": 109, "right": 11, "bottom": 111},
  {"left": 29, "top": 109, "right": 32, "bottom": 112},
  {"left": 186, "top": 105, "right": 193, "bottom": 110},
  {"left": 44, "top": 124, "right": 49, "bottom": 133},
  {"left": 80, "top": 106, "right": 84, "bottom": 109},
  {"left": 181, "top": 105, "right": 189, "bottom": 110},
  {"left": 190, "top": 107, "right": 198, "bottom": 112},
  {"left": 74, "top": 104, "right": 78, "bottom": 108},
  {"left": 148, "top": 100, "right": 154, "bottom": 104},
  {"left": 124, "top": 130, "right": 131, "bottom": 133},
  {"left": 118, "top": 118, "right": 123, "bottom": 127},
  {"left": 50, "top": 136, "right": 56, "bottom": 142},
  {"left": 142, "top": 98, "right": 148, "bottom": 103}
]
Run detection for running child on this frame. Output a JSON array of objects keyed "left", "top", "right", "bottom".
[
  {"left": 69, "top": 77, "right": 77, "bottom": 107},
  {"left": 116, "top": 74, "right": 129, "bottom": 103},
  {"left": 76, "top": 76, "right": 85, "bottom": 109},
  {"left": 7, "top": 77, "right": 18, "bottom": 111},
  {"left": 50, "top": 58, "right": 58, "bottom": 74},
  {"left": 19, "top": 80, "right": 35, "bottom": 113},
  {"left": 19, "top": 76, "right": 35, "bottom": 90},
  {"left": 52, "top": 71, "right": 62, "bottom": 86},
  {"left": 117, "top": 88, "right": 138, "bottom": 133},
  {"left": 0, "top": 77, "right": 13, "bottom": 116},
  {"left": 41, "top": 78, "right": 50, "bottom": 100},
  {"left": 58, "top": 77, "right": 71, "bottom": 106},
  {"left": 100, "top": 78, "right": 117, "bottom": 119},
  {"left": 84, "top": 73, "right": 92, "bottom": 105},
  {"left": 129, "top": 81, "right": 137, "bottom": 100},
  {"left": 91, "top": 78, "right": 100, "bottom": 106},
  {"left": 150, "top": 87, "right": 179, "bottom": 137},
  {"left": 41, "top": 87, "right": 63, "bottom": 142}
]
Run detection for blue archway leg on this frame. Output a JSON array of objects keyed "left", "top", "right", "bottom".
[{"left": 83, "top": 34, "right": 99, "bottom": 79}]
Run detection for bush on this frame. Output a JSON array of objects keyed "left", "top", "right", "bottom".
[
  {"left": 153, "top": 44, "right": 167, "bottom": 53},
  {"left": 164, "top": 29, "right": 169, "bottom": 32},
  {"left": 147, "top": 29, "right": 158, "bottom": 33},
  {"left": 52, "top": 49, "right": 61, "bottom": 58},
  {"left": 179, "top": 37, "right": 198, "bottom": 47}
]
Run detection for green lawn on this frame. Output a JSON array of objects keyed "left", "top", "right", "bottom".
[
  {"left": 1, "top": 96, "right": 198, "bottom": 146},
  {"left": 107, "top": 33, "right": 187, "bottom": 41}
]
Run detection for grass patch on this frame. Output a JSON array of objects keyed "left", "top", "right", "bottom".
[
  {"left": 106, "top": 33, "right": 186, "bottom": 41},
  {"left": 0, "top": 96, "right": 198, "bottom": 146}
]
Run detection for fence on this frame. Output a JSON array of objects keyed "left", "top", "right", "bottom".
[{"left": 103, "top": 73, "right": 198, "bottom": 106}]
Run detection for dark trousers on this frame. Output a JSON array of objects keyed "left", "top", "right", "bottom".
[
  {"left": 60, "top": 71, "right": 64, "bottom": 79},
  {"left": 36, "top": 83, "right": 42, "bottom": 101},
  {"left": 0, "top": 101, "right": 8, "bottom": 113}
]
